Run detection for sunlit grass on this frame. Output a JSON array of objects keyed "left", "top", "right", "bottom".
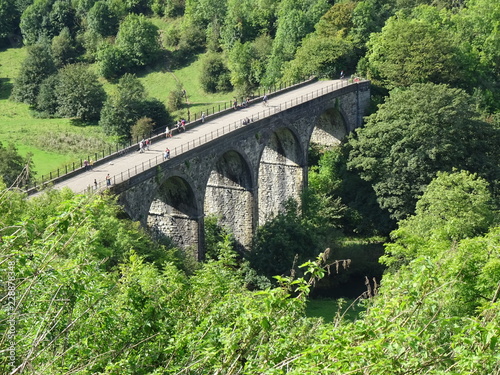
[
  {"left": 0, "top": 44, "right": 238, "bottom": 177},
  {"left": 306, "top": 298, "right": 365, "bottom": 323}
]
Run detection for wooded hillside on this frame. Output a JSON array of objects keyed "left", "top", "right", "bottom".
[{"left": 1, "top": 1, "right": 500, "bottom": 373}]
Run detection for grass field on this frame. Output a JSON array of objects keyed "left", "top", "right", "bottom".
[
  {"left": 0, "top": 39, "right": 237, "bottom": 178},
  {"left": 306, "top": 298, "right": 365, "bottom": 322},
  {"left": 0, "top": 47, "right": 113, "bottom": 176}
]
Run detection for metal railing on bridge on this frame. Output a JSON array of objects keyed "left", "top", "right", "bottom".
[{"left": 83, "top": 77, "right": 364, "bottom": 194}]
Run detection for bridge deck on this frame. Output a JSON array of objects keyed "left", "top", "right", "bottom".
[{"left": 39, "top": 79, "right": 353, "bottom": 194}]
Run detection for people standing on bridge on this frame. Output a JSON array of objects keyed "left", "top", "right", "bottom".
[
  {"left": 201, "top": 112, "right": 206, "bottom": 123},
  {"left": 106, "top": 174, "right": 111, "bottom": 186},
  {"left": 94, "top": 179, "right": 98, "bottom": 190},
  {"left": 83, "top": 159, "right": 89, "bottom": 171},
  {"left": 233, "top": 99, "right": 238, "bottom": 110},
  {"left": 139, "top": 139, "right": 145, "bottom": 153},
  {"left": 164, "top": 148, "right": 170, "bottom": 160},
  {"left": 340, "top": 70, "right": 345, "bottom": 79},
  {"left": 145, "top": 138, "right": 151, "bottom": 151},
  {"left": 263, "top": 94, "right": 268, "bottom": 106},
  {"left": 165, "top": 126, "right": 171, "bottom": 138}
]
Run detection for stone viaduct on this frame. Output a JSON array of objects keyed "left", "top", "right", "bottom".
[{"left": 113, "top": 81, "right": 370, "bottom": 259}]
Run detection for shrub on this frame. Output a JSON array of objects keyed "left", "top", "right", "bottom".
[
  {"left": 131, "top": 117, "right": 154, "bottom": 141},
  {"left": 167, "top": 84, "right": 185, "bottom": 111},
  {"left": 200, "top": 52, "right": 232, "bottom": 93}
]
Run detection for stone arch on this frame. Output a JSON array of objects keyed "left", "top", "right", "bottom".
[
  {"left": 147, "top": 175, "right": 201, "bottom": 254},
  {"left": 258, "top": 127, "right": 304, "bottom": 225},
  {"left": 310, "top": 107, "right": 348, "bottom": 147},
  {"left": 204, "top": 150, "right": 254, "bottom": 250}
]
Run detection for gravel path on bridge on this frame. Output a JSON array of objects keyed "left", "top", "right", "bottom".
[{"left": 44, "top": 79, "right": 349, "bottom": 194}]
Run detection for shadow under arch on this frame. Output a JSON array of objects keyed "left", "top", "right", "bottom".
[
  {"left": 258, "top": 127, "right": 304, "bottom": 226},
  {"left": 147, "top": 175, "right": 201, "bottom": 255},
  {"left": 310, "top": 107, "right": 348, "bottom": 147},
  {"left": 204, "top": 150, "right": 254, "bottom": 251}
]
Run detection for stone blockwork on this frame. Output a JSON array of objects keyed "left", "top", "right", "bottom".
[{"left": 116, "top": 82, "right": 370, "bottom": 259}]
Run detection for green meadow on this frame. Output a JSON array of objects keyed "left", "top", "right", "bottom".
[{"left": 0, "top": 40, "right": 236, "bottom": 178}]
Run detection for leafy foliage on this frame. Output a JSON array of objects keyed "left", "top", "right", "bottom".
[
  {"left": 35, "top": 73, "right": 59, "bottom": 115},
  {"left": 348, "top": 82, "right": 500, "bottom": 221},
  {"left": 0, "top": 0, "right": 19, "bottom": 41},
  {"left": 97, "top": 14, "right": 161, "bottom": 78},
  {"left": 249, "top": 199, "right": 335, "bottom": 280},
  {"left": 10, "top": 42, "right": 56, "bottom": 106},
  {"left": 20, "top": 0, "right": 76, "bottom": 45},
  {"left": 263, "top": 0, "right": 330, "bottom": 85},
  {"left": 131, "top": 116, "right": 154, "bottom": 141},
  {"left": 51, "top": 26, "right": 79, "bottom": 67},
  {"left": 365, "top": 8, "right": 466, "bottom": 89},
  {"left": 99, "top": 73, "right": 168, "bottom": 139},
  {"left": 200, "top": 52, "right": 232, "bottom": 93},
  {"left": 1, "top": 173, "right": 500, "bottom": 373},
  {"left": 0, "top": 142, "right": 35, "bottom": 187},
  {"left": 309, "top": 145, "right": 393, "bottom": 235},
  {"left": 86, "top": 0, "right": 119, "bottom": 37},
  {"left": 55, "top": 63, "right": 106, "bottom": 122},
  {"left": 383, "top": 170, "right": 497, "bottom": 266}
]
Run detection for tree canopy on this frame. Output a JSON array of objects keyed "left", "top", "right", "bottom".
[
  {"left": 365, "top": 10, "right": 464, "bottom": 88},
  {"left": 10, "top": 42, "right": 56, "bottom": 106},
  {"left": 55, "top": 63, "right": 106, "bottom": 122},
  {"left": 348, "top": 82, "right": 500, "bottom": 221},
  {"left": 1, "top": 177, "right": 500, "bottom": 373},
  {"left": 0, "top": 142, "right": 35, "bottom": 187}
]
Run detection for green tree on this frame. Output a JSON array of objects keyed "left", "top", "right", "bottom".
[
  {"left": 348, "top": 83, "right": 500, "bottom": 221},
  {"left": 99, "top": 73, "right": 147, "bottom": 138},
  {"left": 382, "top": 171, "right": 499, "bottom": 315},
  {"left": 0, "top": 0, "right": 19, "bottom": 42},
  {"left": 35, "top": 73, "right": 59, "bottom": 115},
  {"left": 167, "top": 83, "right": 185, "bottom": 111},
  {"left": 55, "top": 63, "right": 106, "bottom": 122},
  {"left": 453, "top": 0, "right": 500, "bottom": 112},
  {"left": 383, "top": 170, "right": 497, "bottom": 267},
  {"left": 227, "top": 35, "right": 271, "bottom": 94},
  {"left": 115, "top": 14, "right": 161, "bottom": 69},
  {"left": 249, "top": 200, "right": 324, "bottom": 279},
  {"left": 86, "top": 0, "right": 119, "bottom": 37},
  {"left": 51, "top": 27, "right": 79, "bottom": 67},
  {"left": 308, "top": 145, "right": 393, "bottom": 235},
  {"left": 219, "top": 0, "right": 264, "bottom": 50},
  {"left": 151, "top": 0, "right": 184, "bottom": 17},
  {"left": 140, "top": 97, "right": 170, "bottom": 128},
  {"left": 97, "top": 43, "right": 129, "bottom": 79},
  {"left": 365, "top": 9, "right": 465, "bottom": 89},
  {"left": 10, "top": 42, "right": 56, "bottom": 106},
  {"left": 315, "top": 1, "right": 357, "bottom": 38},
  {"left": 200, "top": 52, "right": 232, "bottom": 93},
  {"left": 20, "top": 0, "right": 76, "bottom": 45},
  {"left": 264, "top": 0, "right": 330, "bottom": 85},
  {"left": 19, "top": 0, "right": 53, "bottom": 45},
  {"left": 282, "top": 34, "right": 355, "bottom": 82},
  {"left": 48, "top": 0, "right": 76, "bottom": 36},
  {"left": 130, "top": 116, "right": 154, "bottom": 141},
  {"left": 184, "top": 0, "right": 227, "bottom": 30},
  {"left": 0, "top": 142, "right": 35, "bottom": 187},
  {"left": 97, "top": 14, "right": 162, "bottom": 77},
  {"left": 350, "top": 0, "right": 395, "bottom": 48}
]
